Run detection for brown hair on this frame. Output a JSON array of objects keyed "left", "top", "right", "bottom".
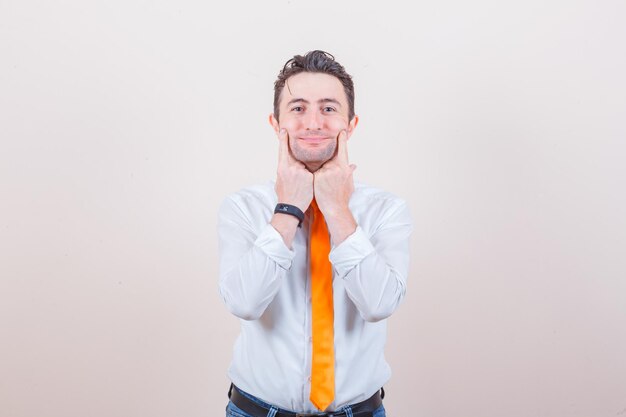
[{"left": 273, "top": 50, "right": 355, "bottom": 122}]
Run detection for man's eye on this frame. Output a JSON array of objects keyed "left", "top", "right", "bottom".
[
  {"left": 291, "top": 106, "right": 304, "bottom": 112},
  {"left": 323, "top": 107, "right": 336, "bottom": 112}
]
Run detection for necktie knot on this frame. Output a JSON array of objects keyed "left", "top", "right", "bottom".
[{"left": 310, "top": 198, "right": 321, "bottom": 215}]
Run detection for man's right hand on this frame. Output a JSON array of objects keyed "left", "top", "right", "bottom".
[
  {"left": 271, "top": 129, "right": 313, "bottom": 248},
  {"left": 270, "top": 129, "right": 313, "bottom": 248},
  {"left": 274, "top": 128, "right": 314, "bottom": 212}
]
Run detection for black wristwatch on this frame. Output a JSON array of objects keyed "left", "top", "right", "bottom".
[{"left": 274, "top": 203, "right": 305, "bottom": 227}]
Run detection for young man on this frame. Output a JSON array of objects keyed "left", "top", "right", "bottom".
[{"left": 218, "top": 50, "right": 412, "bottom": 417}]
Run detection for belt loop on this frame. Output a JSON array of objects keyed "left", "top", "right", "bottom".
[
  {"left": 267, "top": 405, "right": 278, "bottom": 417},
  {"left": 343, "top": 405, "right": 354, "bottom": 417}
]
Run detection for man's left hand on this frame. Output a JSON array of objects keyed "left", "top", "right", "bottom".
[{"left": 313, "top": 130, "right": 358, "bottom": 244}]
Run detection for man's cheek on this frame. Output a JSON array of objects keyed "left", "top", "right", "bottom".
[{"left": 278, "top": 117, "right": 298, "bottom": 130}]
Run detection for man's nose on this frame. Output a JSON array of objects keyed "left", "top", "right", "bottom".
[{"left": 305, "top": 110, "right": 323, "bottom": 130}]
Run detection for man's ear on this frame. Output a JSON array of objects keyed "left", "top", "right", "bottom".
[
  {"left": 269, "top": 113, "right": 280, "bottom": 133},
  {"left": 347, "top": 115, "right": 359, "bottom": 139}
]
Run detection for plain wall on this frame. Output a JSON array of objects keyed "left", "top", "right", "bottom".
[{"left": 1, "top": 0, "right": 625, "bottom": 416}]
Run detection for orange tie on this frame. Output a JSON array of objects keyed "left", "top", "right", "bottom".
[{"left": 309, "top": 199, "right": 335, "bottom": 411}]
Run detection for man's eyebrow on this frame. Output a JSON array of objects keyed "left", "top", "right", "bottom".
[
  {"left": 286, "top": 98, "right": 342, "bottom": 106},
  {"left": 286, "top": 98, "right": 309, "bottom": 106},
  {"left": 319, "top": 98, "right": 342, "bottom": 106}
]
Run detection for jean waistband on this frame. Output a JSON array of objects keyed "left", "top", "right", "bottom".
[{"left": 228, "top": 384, "right": 383, "bottom": 417}]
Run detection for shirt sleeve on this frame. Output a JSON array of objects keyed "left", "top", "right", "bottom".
[
  {"left": 217, "top": 194, "right": 295, "bottom": 321},
  {"left": 329, "top": 199, "right": 412, "bottom": 322}
]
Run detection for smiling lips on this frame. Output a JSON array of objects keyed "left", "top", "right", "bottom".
[{"left": 298, "top": 136, "right": 331, "bottom": 144}]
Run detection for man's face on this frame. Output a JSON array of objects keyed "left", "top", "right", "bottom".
[{"left": 270, "top": 72, "right": 358, "bottom": 171}]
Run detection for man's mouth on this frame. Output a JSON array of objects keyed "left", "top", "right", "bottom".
[{"left": 298, "top": 136, "right": 331, "bottom": 143}]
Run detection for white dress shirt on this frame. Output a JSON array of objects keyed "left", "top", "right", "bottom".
[{"left": 218, "top": 180, "right": 412, "bottom": 413}]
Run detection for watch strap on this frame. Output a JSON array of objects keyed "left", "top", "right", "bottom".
[{"left": 274, "top": 203, "right": 305, "bottom": 227}]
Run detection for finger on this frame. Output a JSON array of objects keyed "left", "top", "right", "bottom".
[
  {"left": 277, "top": 128, "right": 289, "bottom": 166},
  {"left": 336, "top": 129, "right": 349, "bottom": 165}
]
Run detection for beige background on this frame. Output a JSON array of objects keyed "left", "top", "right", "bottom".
[{"left": 1, "top": 0, "right": 625, "bottom": 416}]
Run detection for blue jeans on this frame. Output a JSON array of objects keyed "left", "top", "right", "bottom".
[{"left": 226, "top": 387, "right": 386, "bottom": 417}]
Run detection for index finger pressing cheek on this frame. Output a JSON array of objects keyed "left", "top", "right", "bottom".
[
  {"left": 336, "top": 130, "right": 349, "bottom": 165},
  {"left": 278, "top": 128, "right": 289, "bottom": 164}
]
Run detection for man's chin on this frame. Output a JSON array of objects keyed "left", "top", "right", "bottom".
[
  {"left": 293, "top": 148, "right": 335, "bottom": 165},
  {"left": 295, "top": 154, "right": 331, "bottom": 165},
  {"left": 290, "top": 152, "right": 324, "bottom": 169}
]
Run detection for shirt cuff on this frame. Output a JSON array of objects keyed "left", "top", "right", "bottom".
[
  {"left": 254, "top": 223, "right": 296, "bottom": 270},
  {"left": 329, "top": 226, "right": 375, "bottom": 279}
]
